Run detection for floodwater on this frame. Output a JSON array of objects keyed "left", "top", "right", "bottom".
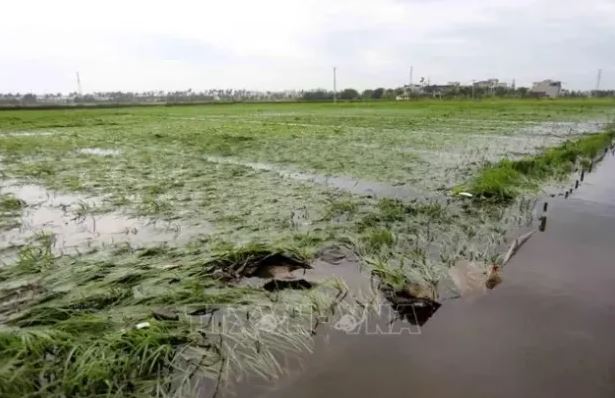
[
  {"left": 204, "top": 155, "right": 433, "bottom": 201},
  {"left": 0, "top": 182, "right": 212, "bottom": 254},
  {"left": 78, "top": 147, "right": 121, "bottom": 156},
  {"left": 224, "top": 149, "right": 615, "bottom": 398}
]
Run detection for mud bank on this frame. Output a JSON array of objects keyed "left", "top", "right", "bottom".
[{"left": 222, "top": 151, "right": 615, "bottom": 398}]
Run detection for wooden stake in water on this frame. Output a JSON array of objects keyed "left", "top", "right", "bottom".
[
  {"left": 581, "top": 170, "right": 585, "bottom": 181},
  {"left": 575, "top": 180, "right": 579, "bottom": 189},
  {"left": 543, "top": 202, "right": 548, "bottom": 212},
  {"left": 539, "top": 216, "right": 547, "bottom": 232}
]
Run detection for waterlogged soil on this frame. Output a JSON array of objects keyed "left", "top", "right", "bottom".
[
  {"left": 0, "top": 101, "right": 614, "bottom": 397},
  {"left": 204, "top": 155, "right": 430, "bottom": 201},
  {"left": 226, "top": 151, "right": 615, "bottom": 398},
  {"left": 0, "top": 181, "right": 212, "bottom": 254}
]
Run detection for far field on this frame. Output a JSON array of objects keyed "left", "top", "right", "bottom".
[{"left": 1, "top": 99, "right": 614, "bottom": 396}]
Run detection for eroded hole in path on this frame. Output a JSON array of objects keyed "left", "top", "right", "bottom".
[
  {"left": 0, "top": 181, "right": 213, "bottom": 254},
  {"left": 231, "top": 246, "right": 378, "bottom": 296}
]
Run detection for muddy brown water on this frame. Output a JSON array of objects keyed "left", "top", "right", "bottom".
[{"left": 220, "top": 150, "right": 615, "bottom": 398}]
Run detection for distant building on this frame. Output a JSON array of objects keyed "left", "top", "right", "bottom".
[
  {"left": 531, "top": 80, "right": 561, "bottom": 98},
  {"left": 473, "top": 79, "right": 508, "bottom": 90},
  {"left": 424, "top": 82, "right": 460, "bottom": 96}
]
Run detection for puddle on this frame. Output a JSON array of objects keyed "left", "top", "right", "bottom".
[
  {"left": 0, "top": 182, "right": 212, "bottom": 254},
  {"left": 204, "top": 155, "right": 432, "bottom": 201},
  {"left": 78, "top": 148, "right": 121, "bottom": 156}
]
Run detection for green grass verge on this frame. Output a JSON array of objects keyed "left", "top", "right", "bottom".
[{"left": 458, "top": 129, "right": 615, "bottom": 202}]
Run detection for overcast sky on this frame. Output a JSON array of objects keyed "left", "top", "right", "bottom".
[{"left": 2, "top": 0, "right": 614, "bottom": 93}]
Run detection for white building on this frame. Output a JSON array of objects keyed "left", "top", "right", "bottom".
[{"left": 531, "top": 80, "right": 562, "bottom": 98}]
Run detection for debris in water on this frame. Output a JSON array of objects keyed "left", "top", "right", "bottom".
[
  {"left": 502, "top": 230, "right": 536, "bottom": 264},
  {"left": 136, "top": 321, "right": 150, "bottom": 329},
  {"left": 539, "top": 216, "right": 547, "bottom": 232},
  {"left": 458, "top": 192, "right": 473, "bottom": 198},
  {"left": 486, "top": 265, "right": 502, "bottom": 289}
]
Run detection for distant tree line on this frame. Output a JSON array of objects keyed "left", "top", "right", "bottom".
[
  {"left": 0, "top": 89, "right": 302, "bottom": 107},
  {"left": 1, "top": 87, "right": 614, "bottom": 108},
  {"left": 301, "top": 87, "right": 404, "bottom": 101},
  {"left": 300, "top": 86, "right": 615, "bottom": 101}
]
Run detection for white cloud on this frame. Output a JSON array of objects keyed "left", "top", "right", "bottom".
[{"left": 1, "top": 0, "right": 614, "bottom": 92}]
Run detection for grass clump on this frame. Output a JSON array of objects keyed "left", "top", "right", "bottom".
[
  {"left": 16, "top": 233, "right": 56, "bottom": 274},
  {"left": 461, "top": 130, "right": 615, "bottom": 202},
  {"left": 361, "top": 228, "right": 395, "bottom": 252},
  {"left": 0, "top": 320, "right": 202, "bottom": 397},
  {"left": 0, "top": 193, "right": 25, "bottom": 229}
]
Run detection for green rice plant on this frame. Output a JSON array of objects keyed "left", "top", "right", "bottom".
[
  {"left": 361, "top": 227, "right": 395, "bottom": 252},
  {"left": 73, "top": 200, "right": 93, "bottom": 219},
  {"left": 0, "top": 321, "right": 200, "bottom": 397},
  {"left": 324, "top": 199, "right": 358, "bottom": 219},
  {"left": 16, "top": 232, "right": 55, "bottom": 274},
  {"left": 0, "top": 193, "right": 25, "bottom": 229},
  {"left": 366, "top": 257, "right": 407, "bottom": 290},
  {"left": 0, "top": 194, "right": 25, "bottom": 212}
]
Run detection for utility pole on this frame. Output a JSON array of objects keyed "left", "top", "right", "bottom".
[
  {"left": 595, "top": 69, "right": 602, "bottom": 92},
  {"left": 76, "top": 72, "right": 82, "bottom": 96},
  {"left": 409, "top": 65, "right": 413, "bottom": 86},
  {"left": 333, "top": 66, "right": 337, "bottom": 103},
  {"left": 471, "top": 80, "right": 476, "bottom": 99}
]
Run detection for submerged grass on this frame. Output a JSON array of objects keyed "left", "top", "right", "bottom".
[
  {"left": 0, "top": 193, "right": 25, "bottom": 229},
  {"left": 0, "top": 238, "right": 339, "bottom": 397},
  {"left": 1, "top": 100, "right": 614, "bottom": 395},
  {"left": 0, "top": 320, "right": 197, "bottom": 397}
]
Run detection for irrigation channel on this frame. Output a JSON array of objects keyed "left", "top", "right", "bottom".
[{"left": 219, "top": 149, "right": 615, "bottom": 398}]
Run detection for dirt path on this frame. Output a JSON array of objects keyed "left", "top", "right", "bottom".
[{"left": 227, "top": 151, "right": 615, "bottom": 398}]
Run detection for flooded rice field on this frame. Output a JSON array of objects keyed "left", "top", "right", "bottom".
[
  {"left": 0, "top": 99, "right": 614, "bottom": 397},
  {"left": 229, "top": 147, "right": 615, "bottom": 398},
  {"left": 0, "top": 181, "right": 211, "bottom": 257}
]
